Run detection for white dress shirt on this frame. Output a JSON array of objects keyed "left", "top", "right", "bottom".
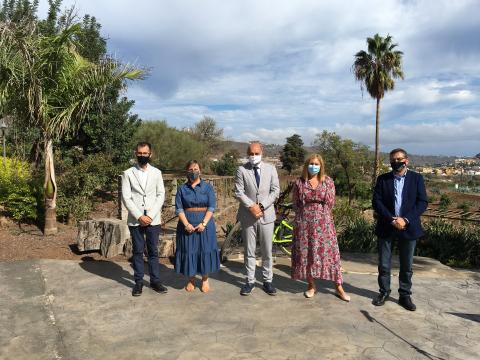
[{"left": 135, "top": 164, "right": 150, "bottom": 190}]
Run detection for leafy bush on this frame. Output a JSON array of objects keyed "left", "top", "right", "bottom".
[
  {"left": 0, "top": 158, "right": 41, "bottom": 222},
  {"left": 56, "top": 152, "right": 120, "bottom": 222},
  {"left": 337, "top": 217, "right": 376, "bottom": 253},
  {"left": 211, "top": 150, "right": 239, "bottom": 176},
  {"left": 418, "top": 219, "right": 480, "bottom": 268},
  {"left": 134, "top": 121, "right": 208, "bottom": 171},
  {"left": 439, "top": 193, "right": 451, "bottom": 210},
  {"left": 456, "top": 201, "right": 472, "bottom": 213}
]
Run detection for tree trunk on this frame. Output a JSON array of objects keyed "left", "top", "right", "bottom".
[
  {"left": 44, "top": 138, "right": 58, "bottom": 235},
  {"left": 373, "top": 97, "right": 381, "bottom": 185},
  {"left": 343, "top": 164, "right": 354, "bottom": 205}
]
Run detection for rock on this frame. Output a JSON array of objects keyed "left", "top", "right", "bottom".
[
  {"left": 77, "top": 220, "right": 104, "bottom": 251},
  {"left": 77, "top": 219, "right": 130, "bottom": 258},
  {"left": 159, "top": 236, "right": 175, "bottom": 258},
  {"left": 100, "top": 219, "right": 130, "bottom": 258},
  {"left": 122, "top": 231, "right": 176, "bottom": 259}
]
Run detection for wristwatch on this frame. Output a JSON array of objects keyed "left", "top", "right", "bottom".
[{"left": 201, "top": 221, "right": 208, "bottom": 227}]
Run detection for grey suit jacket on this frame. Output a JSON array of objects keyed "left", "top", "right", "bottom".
[
  {"left": 235, "top": 161, "right": 280, "bottom": 225},
  {"left": 121, "top": 165, "right": 165, "bottom": 226}
]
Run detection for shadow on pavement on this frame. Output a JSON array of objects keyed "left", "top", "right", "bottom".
[
  {"left": 79, "top": 256, "right": 134, "bottom": 288},
  {"left": 361, "top": 310, "right": 446, "bottom": 360},
  {"left": 445, "top": 312, "right": 480, "bottom": 323},
  {"left": 78, "top": 256, "right": 185, "bottom": 290}
]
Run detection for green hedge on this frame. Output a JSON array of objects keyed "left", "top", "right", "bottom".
[
  {"left": 418, "top": 220, "right": 480, "bottom": 268},
  {"left": 335, "top": 214, "right": 480, "bottom": 268}
]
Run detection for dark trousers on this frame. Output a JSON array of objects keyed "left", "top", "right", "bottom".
[
  {"left": 129, "top": 225, "right": 161, "bottom": 284},
  {"left": 378, "top": 232, "right": 416, "bottom": 297}
]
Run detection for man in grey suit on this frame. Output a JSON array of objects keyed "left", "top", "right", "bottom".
[
  {"left": 122, "top": 142, "right": 168, "bottom": 296},
  {"left": 235, "top": 142, "right": 280, "bottom": 296}
]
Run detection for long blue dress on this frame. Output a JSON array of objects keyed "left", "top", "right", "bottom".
[{"left": 174, "top": 180, "right": 220, "bottom": 276}]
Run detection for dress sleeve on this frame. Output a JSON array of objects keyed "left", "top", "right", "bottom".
[
  {"left": 175, "top": 185, "right": 184, "bottom": 214},
  {"left": 324, "top": 177, "right": 336, "bottom": 211},
  {"left": 292, "top": 178, "right": 303, "bottom": 210},
  {"left": 206, "top": 183, "right": 216, "bottom": 213}
]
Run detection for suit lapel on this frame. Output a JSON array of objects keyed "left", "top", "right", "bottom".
[
  {"left": 247, "top": 163, "right": 258, "bottom": 190},
  {"left": 259, "top": 162, "right": 268, "bottom": 189},
  {"left": 132, "top": 167, "right": 146, "bottom": 194},
  {"left": 387, "top": 172, "right": 395, "bottom": 210},
  {"left": 401, "top": 171, "right": 412, "bottom": 212}
]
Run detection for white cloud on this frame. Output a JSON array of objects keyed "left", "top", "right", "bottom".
[{"left": 36, "top": 0, "right": 480, "bottom": 155}]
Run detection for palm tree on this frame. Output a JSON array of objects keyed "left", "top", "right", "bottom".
[
  {"left": 353, "top": 33, "right": 404, "bottom": 181},
  {"left": 0, "top": 20, "right": 144, "bottom": 234}
]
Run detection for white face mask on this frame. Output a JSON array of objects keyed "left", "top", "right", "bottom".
[{"left": 249, "top": 155, "right": 262, "bottom": 165}]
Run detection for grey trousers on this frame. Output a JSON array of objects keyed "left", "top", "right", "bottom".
[{"left": 242, "top": 220, "right": 274, "bottom": 284}]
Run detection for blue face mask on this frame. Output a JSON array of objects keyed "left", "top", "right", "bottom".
[{"left": 308, "top": 164, "right": 320, "bottom": 175}]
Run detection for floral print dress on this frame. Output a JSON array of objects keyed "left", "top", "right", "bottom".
[{"left": 291, "top": 176, "right": 343, "bottom": 284}]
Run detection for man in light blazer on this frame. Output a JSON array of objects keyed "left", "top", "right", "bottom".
[
  {"left": 235, "top": 142, "right": 280, "bottom": 296},
  {"left": 122, "top": 142, "right": 168, "bottom": 296},
  {"left": 372, "top": 148, "right": 428, "bottom": 311}
]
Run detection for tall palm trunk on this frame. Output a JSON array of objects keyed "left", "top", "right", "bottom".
[
  {"left": 373, "top": 97, "right": 381, "bottom": 184},
  {"left": 44, "top": 137, "right": 58, "bottom": 235}
]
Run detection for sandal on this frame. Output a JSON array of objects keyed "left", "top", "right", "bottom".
[
  {"left": 185, "top": 278, "right": 195, "bottom": 292},
  {"left": 201, "top": 279, "right": 210, "bottom": 293},
  {"left": 335, "top": 284, "right": 351, "bottom": 302}
]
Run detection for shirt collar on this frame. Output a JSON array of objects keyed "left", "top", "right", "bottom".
[
  {"left": 393, "top": 169, "right": 407, "bottom": 179},
  {"left": 136, "top": 163, "right": 150, "bottom": 172},
  {"left": 187, "top": 179, "right": 203, "bottom": 188}
]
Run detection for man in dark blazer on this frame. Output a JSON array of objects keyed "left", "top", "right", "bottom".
[{"left": 372, "top": 148, "right": 428, "bottom": 311}]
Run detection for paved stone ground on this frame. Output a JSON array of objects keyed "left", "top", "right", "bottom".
[{"left": 0, "top": 256, "right": 479, "bottom": 360}]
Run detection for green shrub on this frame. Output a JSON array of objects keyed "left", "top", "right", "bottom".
[
  {"left": 439, "top": 193, "right": 451, "bottom": 210},
  {"left": 456, "top": 201, "right": 472, "bottom": 213},
  {"left": 0, "top": 158, "right": 41, "bottom": 222},
  {"left": 337, "top": 217, "right": 376, "bottom": 253},
  {"left": 418, "top": 219, "right": 480, "bottom": 268},
  {"left": 56, "top": 152, "right": 120, "bottom": 222}
]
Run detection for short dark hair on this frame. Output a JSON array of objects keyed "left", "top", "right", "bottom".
[
  {"left": 185, "top": 159, "right": 202, "bottom": 170},
  {"left": 389, "top": 148, "right": 408, "bottom": 158},
  {"left": 136, "top": 142, "right": 152, "bottom": 151}
]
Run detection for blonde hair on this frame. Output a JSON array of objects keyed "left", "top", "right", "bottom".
[{"left": 301, "top": 153, "right": 326, "bottom": 182}]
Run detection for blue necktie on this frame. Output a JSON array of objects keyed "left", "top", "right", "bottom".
[{"left": 254, "top": 166, "right": 260, "bottom": 187}]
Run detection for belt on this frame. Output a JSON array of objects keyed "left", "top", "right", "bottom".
[{"left": 185, "top": 207, "right": 208, "bottom": 212}]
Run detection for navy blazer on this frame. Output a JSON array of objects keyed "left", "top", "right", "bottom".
[{"left": 372, "top": 170, "right": 428, "bottom": 240}]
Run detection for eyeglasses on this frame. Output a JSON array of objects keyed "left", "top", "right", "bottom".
[
  {"left": 136, "top": 152, "right": 151, "bottom": 156},
  {"left": 391, "top": 157, "right": 406, "bottom": 162}
]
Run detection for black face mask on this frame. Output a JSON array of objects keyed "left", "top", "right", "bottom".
[
  {"left": 187, "top": 171, "right": 200, "bottom": 182},
  {"left": 391, "top": 161, "right": 406, "bottom": 172},
  {"left": 137, "top": 156, "right": 150, "bottom": 166}
]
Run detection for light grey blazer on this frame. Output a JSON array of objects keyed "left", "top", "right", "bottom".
[
  {"left": 235, "top": 161, "right": 280, "bottom": 225},
  {"left": 121, "top": 165, "right": 165, "bottom": 226}
]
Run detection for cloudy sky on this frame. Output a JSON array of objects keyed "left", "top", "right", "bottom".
[{"left": 39, "top": 0, "right": 480, "bottom": 156}]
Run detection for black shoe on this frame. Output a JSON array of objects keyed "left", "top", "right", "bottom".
[
  {"left": 372, "top": 291, "right": 390, "bottom": 306},
  {"left": 262, "top": 282, "right": 277, "bottom": 296},
  {"left": 151, "top": 282, "right": 168, "bottom": 294},
  {"left": 132, "top": 282, "right": 143, "bottom": 297},
  {"left": 399, "top": 296, "right": 416, "bottom": 311},
  {"left": 240, "top": 282, "right": 255, "bottom": 296}
]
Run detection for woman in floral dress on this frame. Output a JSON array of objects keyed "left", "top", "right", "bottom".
[{"left": 291, "top": 154, "right": 350, "bottom": 301}]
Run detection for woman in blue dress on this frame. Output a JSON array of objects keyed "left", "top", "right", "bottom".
[{"left": 174, "top": 160, "right": 220, "bottom": 292}]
